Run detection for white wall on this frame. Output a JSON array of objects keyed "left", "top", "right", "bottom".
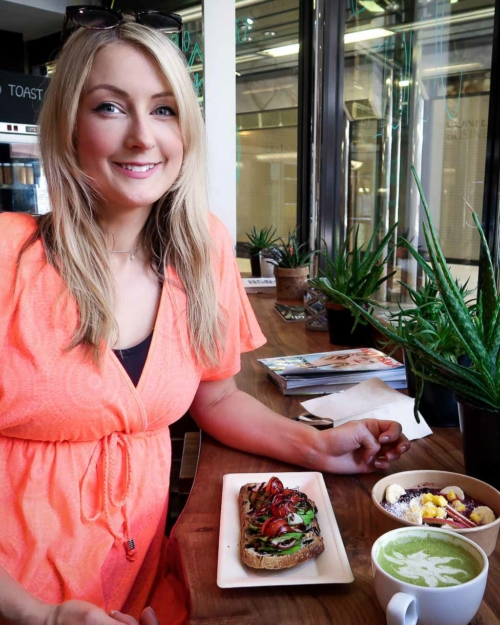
[{"left": 203, "top": 0, "right": 236, "bottom": 246}]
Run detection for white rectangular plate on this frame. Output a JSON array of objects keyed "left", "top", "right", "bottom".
[{"left": 217, "top": 471, "right": 354, "bottom": 588}]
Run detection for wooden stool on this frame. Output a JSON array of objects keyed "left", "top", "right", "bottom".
[{"left": 179, "top": 431, "right": 201, "bottom": 495}]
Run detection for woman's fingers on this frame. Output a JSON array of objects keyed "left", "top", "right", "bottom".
[
  {"left": 109, "top": 611, "right": 140, "bottom": 624},
  {"left": 108, "top": 607, "right": 158, "bottom": 625},
  {"left": 140, "top": 607, "right": 159, "bottom": 625}
]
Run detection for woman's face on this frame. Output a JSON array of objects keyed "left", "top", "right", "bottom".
[{"left": 76, "top": 43, "right": 184, "bottom": 216}]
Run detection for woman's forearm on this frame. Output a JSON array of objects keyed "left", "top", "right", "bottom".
[
  {"left": 0, "top": 564, "right": 49, "bottom": 625},
  {"left": 190, "top": 385, "right": 321, "bottom": 469}
]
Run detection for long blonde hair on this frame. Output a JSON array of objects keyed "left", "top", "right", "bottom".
[{"left": 20, "top": 23, "right": 224, "bottom": 367}]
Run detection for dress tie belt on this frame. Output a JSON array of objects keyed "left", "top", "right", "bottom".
[{"left": 81, "top": 432, "right": 136, "bottom": 561}]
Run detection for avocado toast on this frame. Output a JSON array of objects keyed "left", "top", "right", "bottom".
[{"left": 239, "top": 476, "right": 325, "bottom": 570}]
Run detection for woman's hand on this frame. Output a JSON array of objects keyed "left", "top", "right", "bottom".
[
  {"left": 41, "top": 601, "right": 158, "bottom": 625},
  {"left": 314, "top": 419, "right": 410, "bottom": 474},
  {"left": 111, "top": 607, "right": 159, "bottom": 625}
]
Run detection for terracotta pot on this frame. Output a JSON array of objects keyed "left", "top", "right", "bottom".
[
  {"left": 325, "top": 302, "right": 372, "bottom": 346},
  {"left": 274, "top": 266, "right": 309, "bottom": 302},
  {"left": 456, "top": 397, "right": 500, "bottom": 490}
]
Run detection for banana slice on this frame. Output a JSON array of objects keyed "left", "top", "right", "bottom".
[
  {"left": 385, "top": 484, "right": 406, "bottom": 504},
  {"left": 470, "top": 506, "right": 496, "bottom": 526},
  {"left": 439, "top": 486, "right": 465, "bottom": 501}
]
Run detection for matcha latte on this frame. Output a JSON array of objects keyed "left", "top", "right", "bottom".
[{"left": 377, "top": 534, "right": 481, "bottom": 588}]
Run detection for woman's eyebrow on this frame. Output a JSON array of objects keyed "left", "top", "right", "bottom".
[{"left": 86, "top": 84, "right": 174, "bottom": 99}]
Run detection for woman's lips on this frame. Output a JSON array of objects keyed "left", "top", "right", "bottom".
[{"left": 113, "top": 162, "right": 160, "bottom": 179}]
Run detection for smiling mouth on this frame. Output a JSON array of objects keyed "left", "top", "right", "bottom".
[{"left": 115, "top": 163, "right": 158, "bottom": 172}]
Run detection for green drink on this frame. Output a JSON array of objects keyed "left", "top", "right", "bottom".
[{"left": 377, "top": 534, "right": 481, "bottom": 588}]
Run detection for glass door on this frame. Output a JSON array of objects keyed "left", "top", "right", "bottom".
[{"left": 342, "top": 0, "right": 496, "bottom": 302}]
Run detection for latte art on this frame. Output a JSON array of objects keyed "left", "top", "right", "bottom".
[{"left": 378, "top": 535, "right": 481, "bottom": 588}]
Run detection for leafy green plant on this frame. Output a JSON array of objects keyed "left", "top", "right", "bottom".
[
  {"left": 307, "top": 220, "right": 398, "bottom": 324},
  {"left": 322, "top": 165, "right": 500, "bottom": 415},
  {"left": 245, "top": 226, "right": 280, "bottom": 255},
  {"left": 266, "top": 231, "right": 317, "bottom": 268},
  {"left": 390, "top": 277, "right": 473, "bottom": 360}
]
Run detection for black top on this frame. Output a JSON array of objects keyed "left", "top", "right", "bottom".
[{"left": 113, "top": 332, "right": 153, "bottom": 387}]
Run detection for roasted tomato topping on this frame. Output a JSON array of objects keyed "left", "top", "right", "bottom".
[
  {"left": 261, "top": 517, "right": 293, "bottom": 537},
  {"left": 265, "top": 477, "right": 284, "bottom": 496}
]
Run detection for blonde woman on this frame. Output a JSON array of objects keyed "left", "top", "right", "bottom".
[{"left": 0, "top": 14, "right": 410, "bottom": 625}]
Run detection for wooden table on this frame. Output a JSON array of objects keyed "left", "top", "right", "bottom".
[{"left": 171, "top": 295, "right": 500, "bottom": 624}]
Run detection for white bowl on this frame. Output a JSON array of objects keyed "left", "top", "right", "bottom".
[{"left": 372, "top": 470, "right": 500, "bottom": 556}]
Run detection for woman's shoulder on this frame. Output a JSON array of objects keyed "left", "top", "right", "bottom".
[
  {"left": 0, "top": 212, "right": 38, "bottom": 248},
  {"left": 207, "top": 212, "right": 233, "bottom": 253}
]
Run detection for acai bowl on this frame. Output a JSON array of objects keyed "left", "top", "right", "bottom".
[{"left": 372, "top": 470, "right": 500, "bottom": 556}]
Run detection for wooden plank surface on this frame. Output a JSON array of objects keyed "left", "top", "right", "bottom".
[{"left": 171, "top": 294, "right": 500, "bottom": 624}]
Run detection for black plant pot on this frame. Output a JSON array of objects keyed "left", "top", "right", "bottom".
[
  {"left": 404, "top": 355, "right": 459, "bottom": 427},
  {"left": 326, "top": 304, "right": 372, "bottom": 347},
  {"left": 404, "top": 353, "right": 472, "bottom": 427},
  {"left": 249, "top": 253, "right": 261, "bottom": 278},
  {"left": 456, "top": 398, "right": 500, "bottom": 490}
]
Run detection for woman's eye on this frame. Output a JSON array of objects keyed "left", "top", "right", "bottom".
[
  {"left": 154, "top": 106, "right": 175, "bottom": 117},
  {"left": 93, "top": 102, "right": 122, "bottom": 114}
]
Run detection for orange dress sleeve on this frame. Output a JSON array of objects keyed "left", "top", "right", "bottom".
[{"left": 200, "top": 214, "right": 266, "bottom": 381}]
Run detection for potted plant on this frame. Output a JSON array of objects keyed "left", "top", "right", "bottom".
[
  {"left": 324, "top": 166, "right": 500, "bottom": 489},
  {"left": 245, "top": 226, "right": 280, "bottom": 277},
  {"left": 391, "top": 278, "right": 473, "bottom": 427},
  {"left": 266, "top": 231, "right": 317, "bottom": 301},
  {"left": 307, "top": 220, "right": 397, "bottom": 346}
]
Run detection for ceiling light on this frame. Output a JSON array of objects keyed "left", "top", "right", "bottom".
[
  {"left": 246, "top": 18, "right": 254, "bottom": 24},
  {"left": 422, "top": 62, "right": 481, "bottom": 76},
  {"left": 264, "top": 31, "right": 276, "bottom": 36},
  {"left": 256, "top": 152, "right": 297, "bottom": 161},
  {"left": 344, "top": 28, "right": 394, "bottom": 44},
  {"left": 262, "top": 43, "right": 299, "bottom": 57},
  {"left": 399, "top": 79, "right": 410, "bottom": 87},
  {"left": 451, "top": 0, "right": 458, "bottom": 3}
]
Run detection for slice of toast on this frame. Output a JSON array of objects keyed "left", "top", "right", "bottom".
[{"left": 239, "top": 480, "right": 325, "bottom": 570}]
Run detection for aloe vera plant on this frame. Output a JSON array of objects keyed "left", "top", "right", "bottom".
[
  {"left": 245, "top": 226, "right": 280, "bottom": 255},
  {"left": 266, "top": 231, "right": 317, "bottom": 268},
  {"left": 324, "top": 165, "right": 500, "bottom": 416},
  {"left": 307, "top": 219, "right": 398, "bottom": 325}
]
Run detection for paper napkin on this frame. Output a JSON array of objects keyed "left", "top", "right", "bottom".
[{"left": 300, "top": 377, "right": 433, "bottom": 441}]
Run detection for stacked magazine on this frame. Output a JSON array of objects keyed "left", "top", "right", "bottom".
[
  {"left": 241, "top": 277, "right": 276, "bottom": 294},
  {"left": 258, "top": 347, "right": 406, "bottom": 395}
]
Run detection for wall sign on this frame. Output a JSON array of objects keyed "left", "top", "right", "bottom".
[{"left": 0, "top": 71, "right": 49, "bottom": 125}]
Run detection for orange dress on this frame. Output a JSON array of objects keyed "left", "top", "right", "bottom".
[{"left": 0, "top": 212, "right": 266, "bottom": 623}]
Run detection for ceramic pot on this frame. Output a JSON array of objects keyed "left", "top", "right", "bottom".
[
  {"left": 405, "top": 354, "right": 472, "bottom": 427},
  {"left": 274, "top": 266, "right": 309, "bottom": 302},
  {"left": 325, "top": 303, "right": 372, "bottom": 346},
  {"left": 303, "top": 286, "right": 328, "bottom": 332},
  {"left": 404, "top": 354, "right": 458, "bottom": 427},
  {"left": 259, "top": 252, "right": 275, "bottom": 277},
  {"left": 456, "top": 397, "right": 500, "bottom": 490},
  {"left": 249, "top": 253, "right": 261, "bottom": 278}
]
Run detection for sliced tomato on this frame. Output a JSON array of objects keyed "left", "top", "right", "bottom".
[
  {"left": 261, "top": 517, "right": 293, "bottom": 537},
  {"left": 271, "top": 499, "right": 297, "bottom": 518},
  {"left": 265, "top": 477, "right": 284, "bottom": 496}
]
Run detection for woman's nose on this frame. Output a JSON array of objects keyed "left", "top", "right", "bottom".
[{"left": 125, "top": 116, "right": 156, "bottom": 151}]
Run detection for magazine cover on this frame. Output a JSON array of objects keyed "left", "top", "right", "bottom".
[{"left": 258, "top": 348, "right": 403, "bottom": 376}]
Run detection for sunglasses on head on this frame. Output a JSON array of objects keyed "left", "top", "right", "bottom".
[{"left": 63, "top": 5, "right": 183, "bottom": 40}]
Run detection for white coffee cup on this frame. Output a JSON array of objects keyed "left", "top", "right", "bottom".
[{"left": 371, "top": 527, "right": 488, "bottom": 625}]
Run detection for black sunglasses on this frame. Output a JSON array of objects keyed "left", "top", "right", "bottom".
[{"left": 62, "top": 5, "right": 183, "bottom": 40}]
